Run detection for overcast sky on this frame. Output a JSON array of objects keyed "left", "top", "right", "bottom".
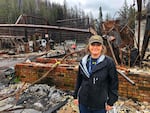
[{"left": 49, "top": 0, "right": 137, "bottom": 19}]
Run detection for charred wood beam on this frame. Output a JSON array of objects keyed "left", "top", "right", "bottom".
[
  {"left": 141, "top": 33, "right": 150, "bottom": 59},
  {"left": 136, "top": 0, "right": 142, "bottom": 66},
  {"left": 20, "top": 38, "right": 25, "bottom": 44},
  {"left": 0, "top": 24, "right": 90, "bottom": 33},
  {"left": 117, "top": 69, "right": 135, "bottom": 85},
  {"left": 0, "top": 35, "right": 24, "bottom": 38},
  {"left": 106, "top": 38, "right": 119, "bottom": 65},
  {"left": 44, "top": 97, "right": 69, "bottom": 113},
  {"left": 137, "top": 0, "right": 142, "bottom": 12},
  {"left": 141, "top": 15, "right": 150, "bottom": 59},
  {"left": 10, "top": 38, "right": 16, "bottom": 47},
  {"left": 56, "top": 17, "right": 89, "bottom": 23},
  {"left": 137, "top": 12, "right": 141, "bottom": 54},
  {"left": 15, "top": 14, "right": 23, "bottom": 24},
  {"left": 1, "top": 106, "right": 25, "bottom": 112}
]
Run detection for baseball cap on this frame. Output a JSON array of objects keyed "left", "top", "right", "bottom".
[{"left": 89, "top": 35, "right": 103, "bottom": 45}]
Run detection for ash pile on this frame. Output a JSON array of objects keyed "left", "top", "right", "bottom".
[{"left": 0, "top": 83, "right": 72, "bottom": 113}]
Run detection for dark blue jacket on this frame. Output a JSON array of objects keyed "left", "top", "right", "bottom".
[{"left": 74, "top": 55, "right": 118, "bottom": 110}]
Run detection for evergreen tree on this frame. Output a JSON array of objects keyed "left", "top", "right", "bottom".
[
  {"left": 118, "top": 0, "right": 136, "bottom": 29},
  {"left": 98, "top": 6, "right": 103, "bottom": 23},
  {"left": 0, "top": 0, "right": 90, "bottom": 26},
  {"left": 105, "top": 13, "right": 111, "bottom": 21}
]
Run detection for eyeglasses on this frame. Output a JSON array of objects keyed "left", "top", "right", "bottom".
[{"left": 90, "top": 42, "right": 102, "bottom": 46}]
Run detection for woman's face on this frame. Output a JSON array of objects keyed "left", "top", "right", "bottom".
[{"left": 89, "top": 42, "right": 102, "bottom": 57}]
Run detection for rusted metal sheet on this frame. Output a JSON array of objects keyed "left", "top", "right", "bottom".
[{"left": 101, "top": 20, "right": 136, "bottom": 66}]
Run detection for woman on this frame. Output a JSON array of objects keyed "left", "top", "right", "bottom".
[{"left": 74, "top": 35, "right": 118, "bottom": 113}]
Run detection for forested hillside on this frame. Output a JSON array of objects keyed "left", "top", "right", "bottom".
[{"left": 0, "top": 0, "right": 92, "bottom": 25}]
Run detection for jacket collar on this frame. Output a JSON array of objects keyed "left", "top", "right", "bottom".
[{"left": 80, "top": 54, "right": 105, "bottom": 78}]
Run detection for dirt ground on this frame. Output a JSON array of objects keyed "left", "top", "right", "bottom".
[{"left": 57, "top": 98, "right": 79, "bottom": 113}]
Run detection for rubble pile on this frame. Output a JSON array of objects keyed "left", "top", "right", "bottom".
[
  {"left": 0, "top": 82, "right": 149, "bottom": 113},
  {"left": 0, "top": 83, "right": 70, "bottom": 113},
  {"left": 58, "top": 97, "right": 150, "bottom": 113},
  {"left": 114, "top": 98, "right": 150, "bottom": 113}
]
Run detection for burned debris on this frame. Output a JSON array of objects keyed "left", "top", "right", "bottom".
[{"left": 0, "top": 1, "right": 150, "bottom": 113}]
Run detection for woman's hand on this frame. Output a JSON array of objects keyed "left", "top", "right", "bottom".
[
  {"left": 74, "top": 99, "right": 78, "bottom": 105},
  {"left": 105, "top": 105, "right": 113, "bottom": 111}
]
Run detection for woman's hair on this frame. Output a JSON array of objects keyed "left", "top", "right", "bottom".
[{"left": 85, "top": 44, "right": 107, "bottom": 55}]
